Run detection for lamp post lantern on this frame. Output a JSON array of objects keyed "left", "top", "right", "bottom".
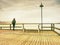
[{"left": 40, "top": 3, "right": 44, "bottom": 30}]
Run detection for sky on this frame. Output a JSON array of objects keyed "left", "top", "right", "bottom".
[{"left": 0, "top": 0, "right": 60, "bottom": 23}]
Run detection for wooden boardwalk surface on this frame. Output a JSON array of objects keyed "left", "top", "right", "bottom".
[{"left": 0, "top": 30, "right": 60, "bottom": 45}]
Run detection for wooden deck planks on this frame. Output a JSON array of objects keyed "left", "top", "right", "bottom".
[{"left": 0, "top": 30, "right": 60, "bottom": 45}]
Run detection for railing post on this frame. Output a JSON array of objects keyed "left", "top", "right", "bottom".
[
  {"left": 51, "top": 23, "right": 55, "bottom": 31},
  {"left": 23, "top": 24, "right": 24, "bottom": 32},
  {"left": 38, "top": 24, "right": 40, "bottom": 32},
  {"left": 41, "top": 23, "right": 43, "bottom": 30},
  {"left": 10, "top": 24, "right": 11, "bottom": 30},
  {"left": 0, "top": 27, "right": 2, "bottom": 30},
  {"left": 53, "top": 24, "right": 55, "bottom": 31},
  {"left": 51, "top": 24, "right": 52, "bottom": 30}
]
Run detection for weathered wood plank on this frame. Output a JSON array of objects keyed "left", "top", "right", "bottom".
[{"left": 0, "top": 30, "right": 60, "bottom": 45}]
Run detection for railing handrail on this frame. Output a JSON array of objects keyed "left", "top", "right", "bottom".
[
  {"left": 0, "top": 23, "right": 60, "bottom": 31},
  {"left": 54, "top": 27, "right": 60, "bottom": 30},
  {"left": 15, "top": 23, "right": 60, "bottom": 24},
  {"left": 0, "top": 23, "right": 60, "bottom": 25}
]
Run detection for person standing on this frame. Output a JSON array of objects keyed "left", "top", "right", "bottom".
[{"left": 12, "top": 18, "right": 16, "bottom": 30}]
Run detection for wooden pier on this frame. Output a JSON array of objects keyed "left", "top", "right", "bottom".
[
  {"left": 0, "top": 23, "right": 60, "bottom": 45},
  {"left": 0, "top": 30, "right": 60, "bottom": 45}
]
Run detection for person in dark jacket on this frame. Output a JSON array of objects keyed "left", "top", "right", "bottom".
[{"left": 12, "top": 18, "right": 16, "bottom": 30}]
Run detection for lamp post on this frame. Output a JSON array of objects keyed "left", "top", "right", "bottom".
[{"left": 40, "top": 3, "right": 44, "bottom": 30}]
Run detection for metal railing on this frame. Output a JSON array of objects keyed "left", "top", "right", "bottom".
[
  {"left": 0, "top": 23, "right": 60, "bottom": 32},
  {"left": 0, "top": 23, "right": 60, "bottom": 35}
]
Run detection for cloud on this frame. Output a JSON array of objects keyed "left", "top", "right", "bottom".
[
  {"left": 0, "top": 0, "right": 60, "bottom": 10},
  {"left": 55, "top": 0, "right": 60, "bottom": 4},
  {"left": 42, "top": 0, "right": 60, "bottom": 7}
]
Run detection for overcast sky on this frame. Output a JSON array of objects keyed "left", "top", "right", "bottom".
[{"left": 0, "top": 0, "right": 60, "bottom": 23}]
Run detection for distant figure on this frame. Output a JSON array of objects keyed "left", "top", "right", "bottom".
[{"left": 12, "top": 18, "right": 16, "bottom": 30}]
